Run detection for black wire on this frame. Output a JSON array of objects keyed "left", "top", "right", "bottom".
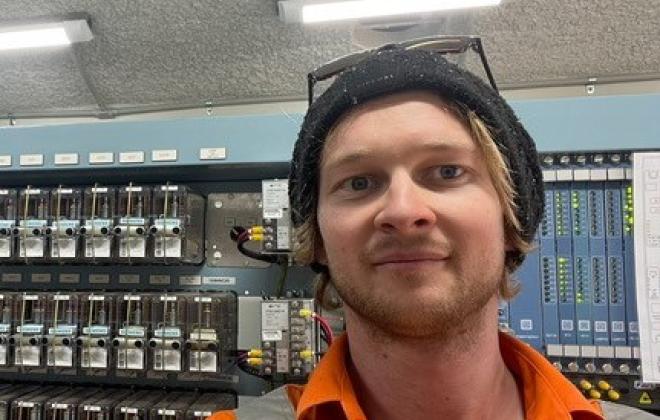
[
  {"left": 238, "top": 361, "right": 268, "bottom": 378},
  {"left": 237, "top": 239, "right": 278, "bottom": 263},
  {"left": 237, "top": 235, "right": 281, "bottom": 264},
  {"left": 320, "top": 328, "right": 330, "bottom": 345}
]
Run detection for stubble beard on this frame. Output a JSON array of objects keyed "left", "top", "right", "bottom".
[{"left": 328, "top": 255, "right": 504, "bottom": 341}]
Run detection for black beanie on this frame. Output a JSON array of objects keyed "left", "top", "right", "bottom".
[{"left": 289, "top": 46, "right": 544, "bottom": 266}]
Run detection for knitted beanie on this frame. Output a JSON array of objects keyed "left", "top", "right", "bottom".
[{"left": 289, "top": 46, "right": 544, "bottom": 268}]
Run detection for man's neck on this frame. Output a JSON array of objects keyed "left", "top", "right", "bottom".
[{"left": 344, "top": 298, "right": 524, "bottom": 420}]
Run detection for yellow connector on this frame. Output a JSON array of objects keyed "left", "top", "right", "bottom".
[
  {"left": 588, "top": 389, "right": 601, "bottom": 400},
  {"left": 299, "top": 350, "right": 314, "bottom": 360},
  {"left": 578, "top": 380, "right": 592, "bottom": 391},
  {"left": 607, "top": 389, "right": 620, "bottom": 401},
  {"left": 298, "top": 309, "right": 313, "bottom": 318},
  {"left": 597, "top": 380, "right": 611, "bottom": 391},
  {"left": 248, "top": 349, "right": 263, "bottom": 358},
  {"left": 249, "top": 226, "right": 265, "bottom": 234},
  {"left": 249, "top": 233, "right": 265, "bottom": 241},
  {"left": 247, "top": 358, "right": 263, "bottom": 366}
]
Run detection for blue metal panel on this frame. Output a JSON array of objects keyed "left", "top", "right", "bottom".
[
  {"left": 510, "top": 94, "right": 660, "bottom": 152},
  {"left": 0, "top": 114, "right": 301, "bottom": 169},
  {"left": 605, "top": 183, "right": 626, "bottom": 345},
  {"left": 510, "top": 235, "right": 543, "bottom": 350},
  {"left": 0, "top": 94, "right": 659, "bottom": 169},
  {"left": 540, "top": 187, "right": 560, "bottom": 346},
  {"left": 588, "top": 183, "right": 609, "bottom": 344},
  {"left": 555, "top": 184, "right": 576, "bottom": 343},
  {"left": 572, "top": 183, "right": 593, "bottom": 344}
]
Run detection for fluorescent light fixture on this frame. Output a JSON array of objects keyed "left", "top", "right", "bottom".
[
  {"left": 279, "top": 0, "right": 501, "bottom": 24},
  {"left": 0, "top": 18, "right": 93, "bottom": 51}
]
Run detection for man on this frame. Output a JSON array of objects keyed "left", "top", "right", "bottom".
[{"left": 210, "top": 45, "right": 656, "bottom": 419}]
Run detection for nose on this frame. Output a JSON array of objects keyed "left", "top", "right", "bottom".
[{"left": 373, "top": 171, "right": 437, "bottom": 234}]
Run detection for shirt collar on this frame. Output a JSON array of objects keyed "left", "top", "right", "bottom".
[
  {"left": 498, "top": 332, "right": 603, "bottom": 419},
  {"left": 290, "top": 332, "right": 604, "bottom": 420},
  {"left": 293, "top": 334, "right": 366, "bottom": 420}
]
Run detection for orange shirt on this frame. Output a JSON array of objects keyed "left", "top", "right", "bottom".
[{"left": 209, "top": 332, "right": 604, "bottom": 420}]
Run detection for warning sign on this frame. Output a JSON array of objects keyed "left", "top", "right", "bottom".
[{"left": 639, "top": 392, "right": 653, "bottom": 405}]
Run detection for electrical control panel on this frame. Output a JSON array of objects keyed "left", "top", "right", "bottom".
[
  {"left": 260, "top": 299, "right": 317, "bottom": 377},
  {"left": 261, "top": 179, "right": 292, "bottom": 253},
  {"left": 0, "top": 115, "right": 657, "bottom": 415},
  {"left": 502, "top": 150, "right": 660, "bottom": 410},
  {"left": 0, "top": 184, "right": 203, "bottom": 265}
]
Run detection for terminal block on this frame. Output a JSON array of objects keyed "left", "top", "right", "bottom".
[
  {"left": 149, "top": 294, "right": 186, "bottom": 372},
  {"left": 185, "top": 293, "right": 236, "bottom": 374},
  {"left": 260, "top": 299, "right": 317, "bottom": 377},
  {"left": 150, "top": 392, "right": 200, "bottom": 420},
  {"left": 10, "top": 386, "right": 69, "bottom": 420},
  {"left": 184, "top": 393, "right": 236, "bottom": 420},
  {"left": 0, "top": 385, "right": 41, "bottom": 419},
  {"left": 11, "top": 293, "right": 47, "bottom": 368},
  {"left": 77, "top": 388, "right": 133, "bottom": 420},
  {"left": 0, "top": 189, "right": 17, "bottom": 261},
  {"left": 78, "top": 293, "right": 114, "bottom": 370},
  {"left": 261, "top": 179, "right": 291, "bottom": 252},
  {"left": 49, "top": 187, "right": 83, "bottom": 261},
  {"left": 115, "top": 184, "right": 151, "bottom": 262},
  {"left": 114, "top": 294, "right": 150, "bottom": 371},
  {"left": 150, "top": 184, "right": 204, "bottom": 264},
  {"left": 45, "top": 293, "right": 79, "bottom": 370},
  {"left": 16, "top": 188, "right": 49, "bottom": 260},
  {"left": 114, "top": 390, "right": 167, "bottom": 420},
  {"left": 45, "top": 387, "right": 101, "bottom": 420},
  {"left": 82, "top": 186, "right": 116, "bottom": 262},
  {"left": 0, "top": 294, "right": 15, "bottom": 366}
]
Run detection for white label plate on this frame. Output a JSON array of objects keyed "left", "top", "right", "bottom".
[
  {"left": 119, "top": 151, "right": 145, "bottom": 164},
  {"left": 54, "top": 153, "right": 79, "bottom": 165},
  {"left": 89, "top": 152, "right": 114, "bottom": 164},
  {"left": 199, "top": 147, "right": 226, "bottom": 160},
  {"left": 152, "top": 149, "right": 178, "bottom": 162},
  {"left": 19, "top": 154, "right": 43, "bottom": 166}
]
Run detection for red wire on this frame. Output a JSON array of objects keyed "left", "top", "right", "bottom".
[
  {"left": 313, "top": 314, "right": 334, "bottom": 345},
  {"left": 237, "top": 230, "right": 250, "bottom": 243}
]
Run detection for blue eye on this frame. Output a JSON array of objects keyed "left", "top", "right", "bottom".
[
  {"left": 437, "top": 165, "right": 463, "bottom": 179},
  {"left": 348, "top": 176, "right": 371, "bottom": 191}
]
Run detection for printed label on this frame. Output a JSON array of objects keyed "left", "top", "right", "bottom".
[
  {"left": 82, "top": 325, "right": 110, "bottom": 335},
  {"left": 153, "top": 327, "right": 181, "bottom": 338},
  {"left": 202, "top": 276, "right": 236, "bottom": 285}
]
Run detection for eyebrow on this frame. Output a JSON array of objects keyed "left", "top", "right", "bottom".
[{"left": 323, "top": 140, "right": 477, "bottom": 172}]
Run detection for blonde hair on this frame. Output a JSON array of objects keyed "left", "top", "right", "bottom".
[{"left": 294, "top": 100, "right": 533, "bottom": 309}]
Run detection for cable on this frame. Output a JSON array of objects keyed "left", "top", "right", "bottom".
[
  {"left": 233, "top": 227, "right": 281, "bottom": 264},
  {"left": 320, "top": 327, "right": 330, "bottom": 345},
  {"left": 237, "top": 357, "right": 269, "bottom": 378},
  {"left": 275, "top": 263, "right": 289, "bottom": 298},
  {"left": 312, "top": 313, "right": 334, "bottom": 345}
]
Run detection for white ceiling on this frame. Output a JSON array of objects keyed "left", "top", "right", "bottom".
[{"left": 0, "top": 0, "right": 659, "bottom": 119}]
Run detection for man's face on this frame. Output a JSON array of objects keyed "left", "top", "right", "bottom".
[{"left": 317, "top": 91, "right": 507, "bottom": 338}]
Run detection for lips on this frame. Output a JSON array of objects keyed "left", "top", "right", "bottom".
[{"left": 372, "top": 251, "right": 449, "bottom": 267}]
